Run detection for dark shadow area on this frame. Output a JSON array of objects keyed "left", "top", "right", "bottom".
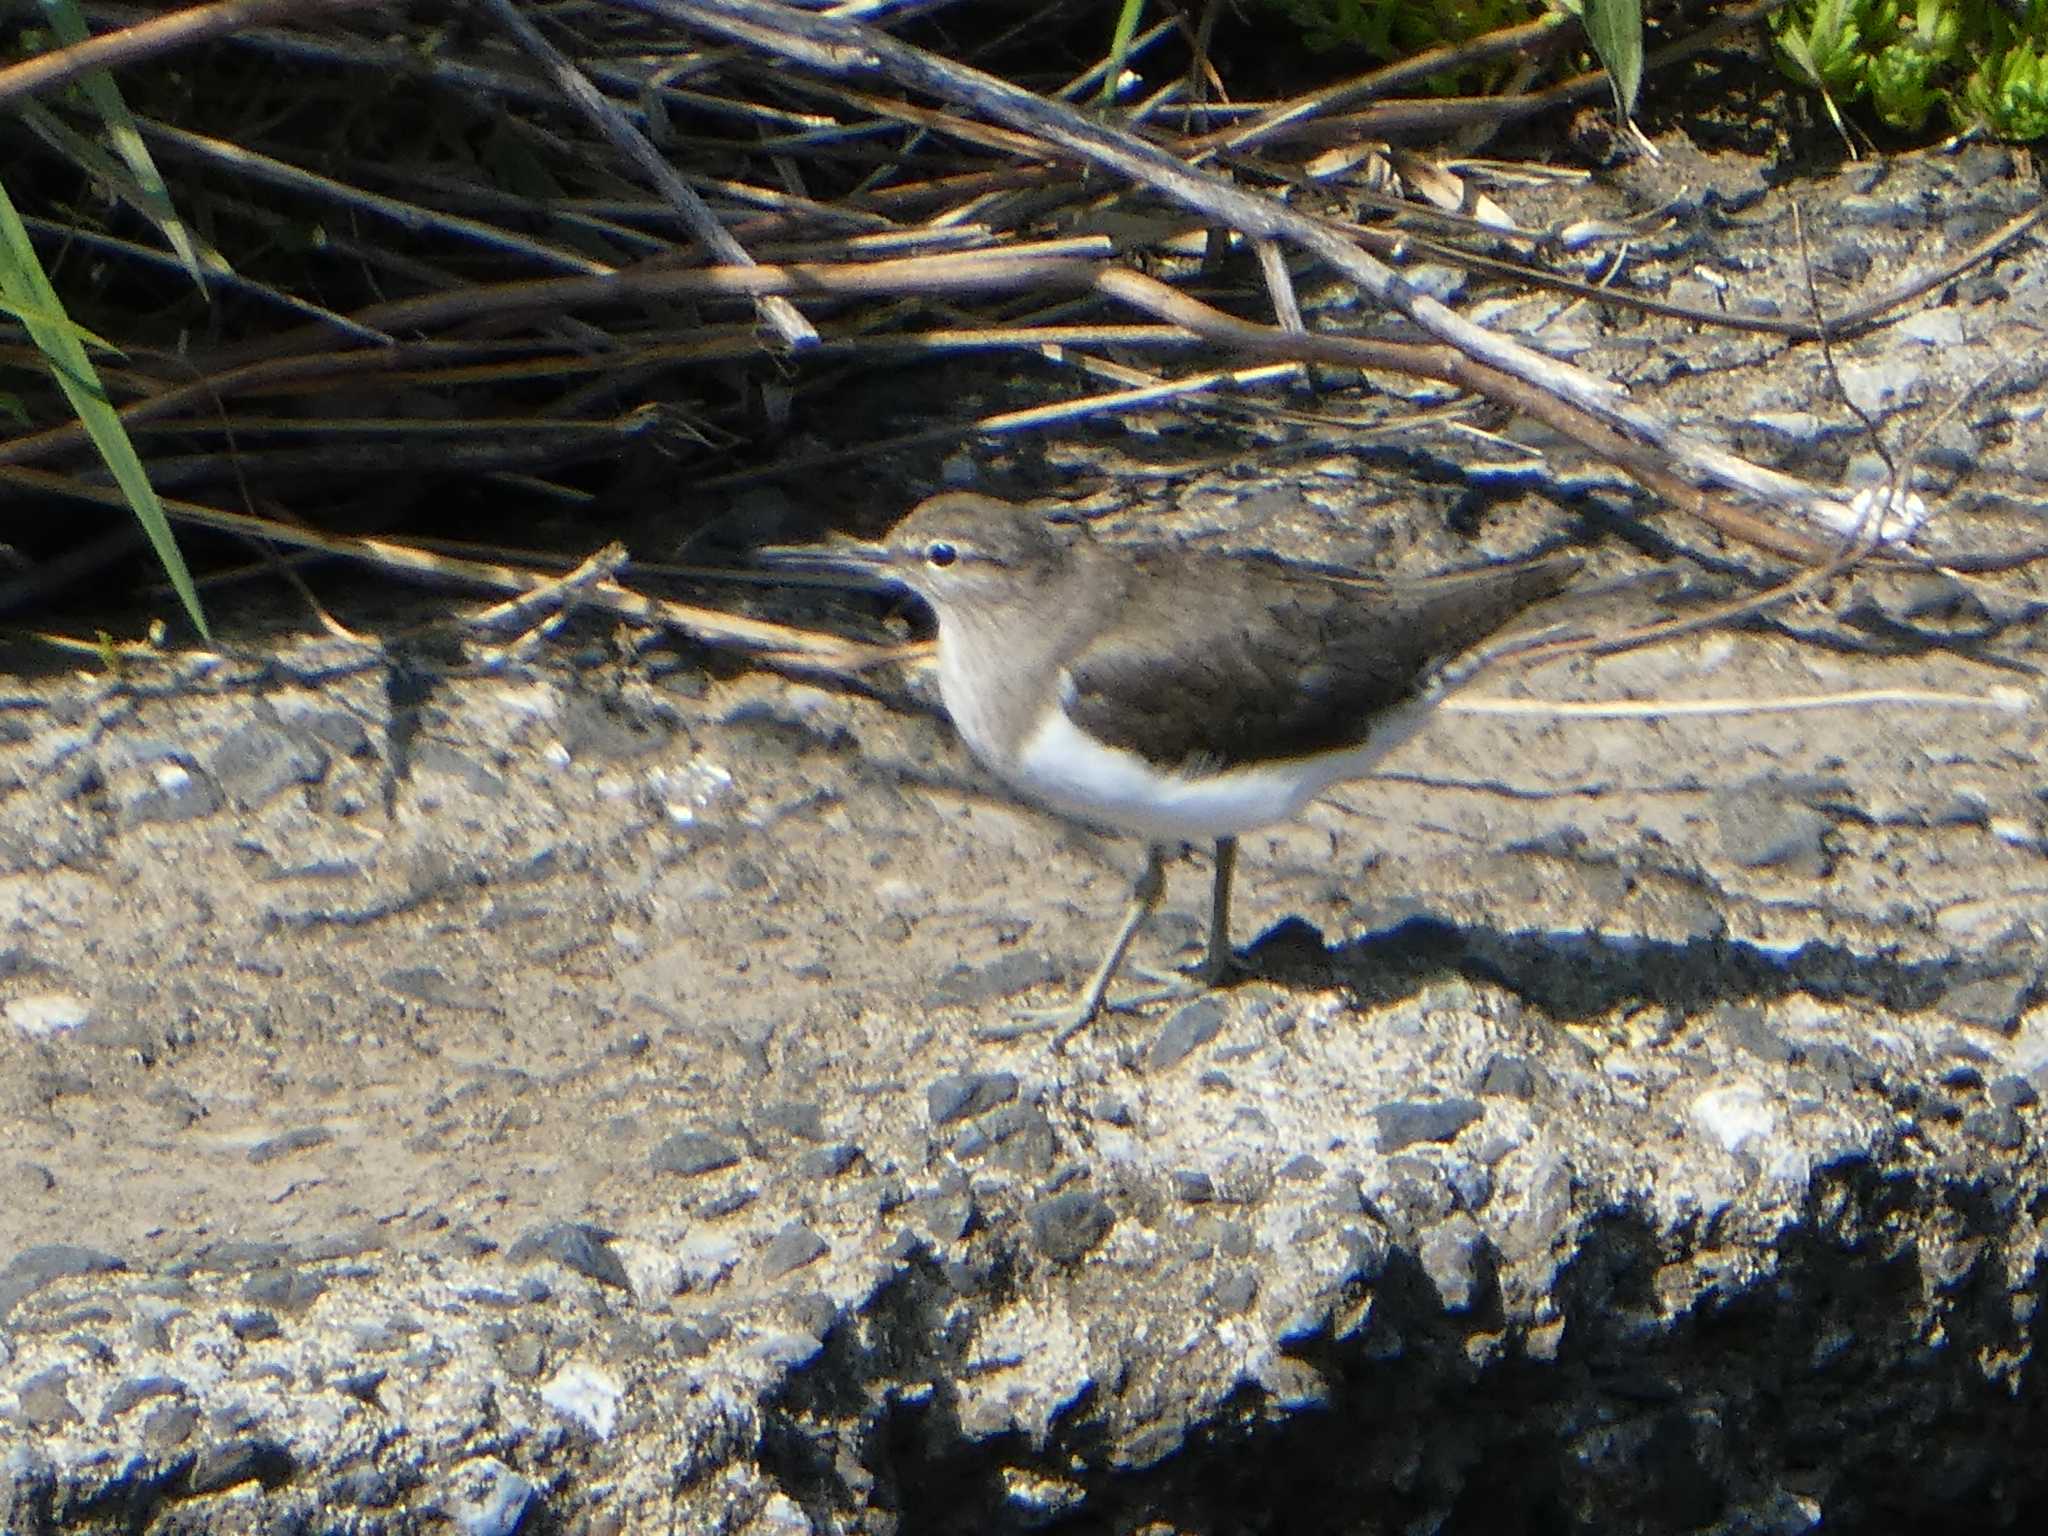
[
  {"left": 764, "top": 1161, "right": 2046, "bottom": 1535},
  {"left": 1236, "top": 909, "right": 2023, "bottom": 1032},
  {"left": 762, "top": 1243, "right": 1033, "bottom": 1536}
]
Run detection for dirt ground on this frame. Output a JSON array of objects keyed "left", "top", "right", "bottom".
[{"left": 3, "top": 133, "right": 2047, "bottom": 1534}]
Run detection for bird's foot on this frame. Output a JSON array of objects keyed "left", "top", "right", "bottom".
[
  {"left": 1001, "top": 998, "right": 1103, "bottom": 1048},
  {"left": 989, "top": 956, "right": 1242, "bottom": 1047},
  {"left": 990, "top": 990, "right": 1118, "bottom": 1048},
  {"left": 996, "top": 979, "right": 1185, "bottom": 1045},
  {"left": 1126, "top": 949, "right": 1243, "bottom": 1001}
]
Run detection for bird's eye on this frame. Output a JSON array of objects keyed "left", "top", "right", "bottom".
[{"left": 924, "top": 541, "right": 958, "bottom": 568}]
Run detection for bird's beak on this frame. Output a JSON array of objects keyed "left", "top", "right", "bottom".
[{"left": 755, "top": 537, "right": 900, "bottom": 588}]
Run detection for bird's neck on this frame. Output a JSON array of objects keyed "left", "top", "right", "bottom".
[{"left": 930, "top": 556, "right": 1108, "bottom": 765}]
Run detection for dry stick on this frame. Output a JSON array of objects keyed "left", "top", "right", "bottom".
[
  {"left": 114, "top": 420, "right": 653, "bottom": 487},
  {"left": 0, "top": 342, "right": 175, "bottom": 398},
  {"left": 635, "top": 319, "right": 1212, "bottom": 368},
  {"left": 16, "top": 214, "right": 391, "bottom": 344},
  {"left": 123, "top": 412, "right": 663, "bottom": 438},
  {"left": 1489, "top": 503, "right": 1894, "bottom": 676},
  {"left": 1300, "top": 197, "right": 2047, "bottom": 345},
  {"left": 139, "top": 120, "right": 615, "bottom": 278},
  {"left": 1, "top": 215, "right": 2029, "bottom": 575},
  {"left": 351, "top": 168, "right": 680, "bottom": 255},
  {"left": 701, "top": 357, "right": 1488, "bottom": 490},
  {"left": 1441, "top": 688, "right": 2030, "bottom": 721},
  {"left": 245, "top": 543, "right": 380, "bottom": 648},
  {"left": 1252, "top": 239, "right": 1304, "bottom": 334},
  {"left": 1197, "top": 9, "right": 1575, "bottom": 155},
  {"left": 188, "top": 238, "right": 1112, "bottom": 373},
  {"left": 1178, "top": 0, "right": 1225, "bottom": 133},
  {"left": 25, "top": 2, "right": 2001, "bottom": 366},
  {"left": 1787, "top": 201, "right": 2027, "bottom": 583},
  {"left": 474, "top": 0, "right": 817, "bottom": 352},
  {"left": 642, "top": 0, "right": 1922, "bottom": 550},
  {"left": 468, "top": 543, "right": 634, "bottom": 667},
  {"left": 2, "top": 215, "right": 2035, "bottom": 577},
  {"left": 1110, "top": 269, "right": 1965, "bottom": 572},
  {"left": 1203, "top": 0, "right": 1795, "bottom": 152},
  {"left": 0, "top": 339, "right": 599, "bottom": 467},
  {"left": 809, "top": 123, "right": 1948, "bottom": 351},
  {"left": 1794, "top": 203, "right": 1894, "bottom": 476},
  {"left": 1819, "top": 198, "right": 2048, "bottom": 340},
  {"left": 78, "top": 0, "right": 833, "bottom": 136},
  {"left": 610, "top": 0, "right": 966, "bottom": 114},
  {"left": 0, "top": 0, "right": 384, "bottom": 108},
  {"left": 843, "top": 166, "right": 1050, "bottom": 219},
  {"left": 694, "top": 360, "right": 1311, "bottom": 490},
  {"left": 746, "top": 224, "right": 994, "bottom": 260},
  {"left": 0, "top": 225, "right": 2002, "bottom": 574},
  {"left": 789, "top": 82, "right": 1067, "bottom": 162},
  {"left": 1089, "top": 274, "right": 2048, "bottom": 573},
  {"left": 1086, "top": 268, "right": 1844, "bottom": 566},
  {"left": 0, "top": 244, "right": 1116, "bottom": 466},
  {"left": 0, "top": 465, "right": 849, "bottom": 660}
]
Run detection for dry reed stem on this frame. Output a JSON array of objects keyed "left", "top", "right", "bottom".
[{"left": 6, "top": 0, "right": 2045, "bottom": 647}]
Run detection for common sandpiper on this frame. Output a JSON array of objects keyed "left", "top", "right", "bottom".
[{"left": 770, "top": 493, "right": 1580, "bottom": 1042}]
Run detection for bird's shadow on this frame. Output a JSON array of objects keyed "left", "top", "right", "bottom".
[
  {"left": 816, "top": 744, "right": 2008, "bottom": 1031},
  {"left": 1240, "top": 910, "right": 2003, "bottom": 1027}
]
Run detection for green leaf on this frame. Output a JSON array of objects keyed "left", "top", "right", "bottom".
[
  {"left": 1774, "top": 0, "right": 1867, "bottom": 90},
  {"left": 35, "top": 0, "right": 218, "bottom": 291},
  {"left": 1100, "top": 0, "right": 1145, "bottom": 107},
  {"left": 0, "top": 177, "right": 209, "bottom": 639},
  {"left": 0, "top": 288, "right": 120, "bottom": 353},
  {"left": 1867, "top": 37, "right": 1943, "bottom": 127},
  {"left": 1963, "top": 39, "right": 2048, "bottom": 138},
  {"left": 1583, "top": 0, "right": 1643, "bottom": 120}
]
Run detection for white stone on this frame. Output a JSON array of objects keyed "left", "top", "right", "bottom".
[
  {"left": 1692, "top": 1083, "right": 1778, "bottom": 1155},
  {"left": 6, "top": 993, "right": 89, "bottom": 1037},
  {"left": 539, "top": 1361, "right": 622, "bottom": 1439}
]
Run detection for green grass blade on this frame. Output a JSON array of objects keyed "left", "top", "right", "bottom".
[
  {"left": 1584, "top": 0, "right": 1644, "bottom": 120},
  {"left": 0, "top": 284, "right": 121, "bottom": 352},
  {"left": 0, "top": 176, "right": 209, "bottom": 638},
  {"left": 36, "top": 0, "right": 214, "bottom": 288},
  {"left": 15, "top": 99, "right": 237, "bottom": 286},
  {"left": 1099, "top": 0, "right": 1146, "bottom": 107}
]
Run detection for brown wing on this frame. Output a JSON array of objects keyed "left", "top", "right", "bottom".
[{"left": 1063, "top": 550, "right": 1578, "bottom": 770}]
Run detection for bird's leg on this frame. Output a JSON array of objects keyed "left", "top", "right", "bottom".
[
  {"left": 1201, "top": 835, "right": 1238, "bottom": 985},
  {"left": 1127, "top": 835, "right": 1241, "bottom": 994},
  {"left": 1008, "top": 844, "right": 1168, "bottom": 1046}
]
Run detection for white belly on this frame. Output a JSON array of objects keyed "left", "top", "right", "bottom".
[{"left": 994, "top": 700, "right": 1435, "bottom": 843}]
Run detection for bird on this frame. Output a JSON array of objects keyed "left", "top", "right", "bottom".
[{"left": 768, "top": 492, "right": 1580, "bottom": 1043}]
